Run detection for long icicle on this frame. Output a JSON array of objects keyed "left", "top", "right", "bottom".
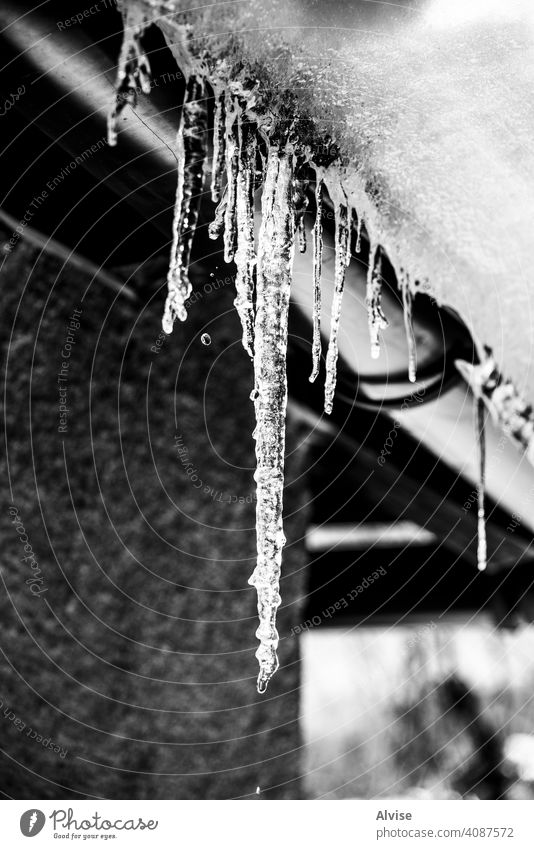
[
  {"left": 309, "top": 178, "right": 323, "bottom": 382},
  {"left": 401, "top": 271, "right": 417, "bottom": 382},
  {"left": 162, "top": 78, "right": 207, "bottom": 332},
  {"left": 475, "top": 396, "right": 487, "bottom": 571},
  {"left": 249, "top": 143, "right": 295, "bottom": 694},
  {"left": 223, "top": 95, "right": 239, "bottom": 264},
  {"left": 324, "top": 201, "right": 350, "bottom": 415},
  {"left": 208, "top": 185, "right": 227, "bottom": 241},
  {"left": 233, "top": 113, "right": 257, "bottom": 357},
  {"left": 211, "top": 91, "right": 226, "bottom": 203},
  {"left": 366, "top": 246, "right": 389, "bottom": 359},
  {"left": 108, "top": 23, "right": 151, "bottom": 147}
]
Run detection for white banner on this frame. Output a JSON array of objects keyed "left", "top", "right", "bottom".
[{"left": 2, "top": 800, "right": 534, "bottom": 848}]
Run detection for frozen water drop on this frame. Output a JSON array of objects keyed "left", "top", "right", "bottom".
[{"left": 201, "top": 333, "right": 211, "bottom": 346}]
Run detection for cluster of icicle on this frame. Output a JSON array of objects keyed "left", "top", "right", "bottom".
[{"left": 108, "top": 26, "right": 423, "bottom": 692}]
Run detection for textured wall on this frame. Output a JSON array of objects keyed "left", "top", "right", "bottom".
[{"left": 1, "top": 233, "right": 308, "bottom": 799}]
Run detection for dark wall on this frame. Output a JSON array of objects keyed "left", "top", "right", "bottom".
[{"left": 0, "top": 233, "right": 308, "bottom": 799}]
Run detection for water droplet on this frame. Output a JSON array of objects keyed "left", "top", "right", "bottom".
[{"left": 201, "top": 333, "right": 211, "bottom": 346}]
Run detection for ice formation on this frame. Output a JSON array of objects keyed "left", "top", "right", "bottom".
[
  {"left": 456, "top": 351, "right": 534, "bottom": 464},
  {"left": 162, "top": 78, "right": 207, "bottom": 332},
  {"left": 400, "top": 270, "right": 418, "bottom": 383},
  {"left": 233, "top": 113, "right": 257, "bottom": 358},
  {"left": 107, "top": 16, "right": 151, "bottom": 147},
  {"left": 210, "top": 92, "right": 226, "bottom": 203},
  {"left": 457, "top": 350, "right": 534, "bottom": 570},
  {"left": 248, "top": 144, "right": 295, "bottom": 693},
  {"left": 355, "top": 214, "right": 363, "bottom": 255},
  {"left": 324, "top": 201, "right": 351, "bottom": 415},
  {"left": 366, "top": 247, "right": 389, "bottom": 359},
  {"left": 293, "top": 178, "right": 309, "bottom": 255},
  {"left": 223, "top": 95, "right": 239, "bottom": 264},
  {"left": 109, "top": 12, "right": 519, "bottom": 688},
  {"left": 309, "top": 178, "right": 323, "bottom": 383},
  {"left": 475, "top": 397, "right": 487, "bottom": 572}
]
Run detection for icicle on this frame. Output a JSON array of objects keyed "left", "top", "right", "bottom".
[
  {"left": 456, "top": 349, "right": 534, "bottom": 571},
  {"left": 309, "top": 178, "right": 323, "bottom": 383},
  {"left": 248, "top": 143, "right": 295, "bottom": 694},
  {"left": 162, "top": 78, "right": 207, "bottom": 333},
  {"left": 211, "top": 92, "right": 226, "bottom": 203},
  {"left": 293, "top": 178, "right": 309, "bottom": 254},
  {"left": 355, "top": 215, "right": 363, "bottom": 254},
  {"left": 297, "top": 215, "right": 306, "bottom": 253},
  {"left": 108, "top": 23, "right": 151, "bottom": 147},
  {"left": 401, "top": 271, "right": 417, "bottom": 383},
  {"left": 366, "top": 247, "right": 389, "bottom": 359},
  {"left": 475, "top": 396, "right": 487, "bottom": 571},
  {"left": 223, "top": 95, "right": 239, "bottom": 264},
  {"left": 324, "top": 202, "right": 351, "bottom": 415},
  {"left": 233, "top": 114, "right": 257, "bottom": 358}
]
